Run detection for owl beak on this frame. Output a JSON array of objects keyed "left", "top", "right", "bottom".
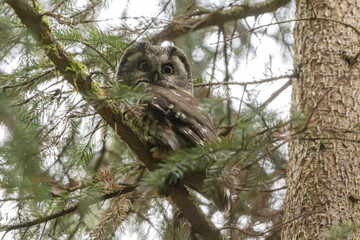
[
  {"left": 153, "top": 71, "right": 167, "bottom": 83},
  {"left": 153, "top": 71, "right": 159, "bottom": 82}
]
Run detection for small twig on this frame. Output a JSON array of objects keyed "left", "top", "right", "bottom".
[
  {"left": 220, "top": 211, "right": 323, "bottom": 236},
  {"left": 0, "top": 196, "right": 34, "bottom": 202},
  {"left": 149, "top": 0, "right": 291, "bottom": 43},
  {"left": 194, "top": 74, "right": 296, "bottom": 87},
  {"left": 234, "top": 186, "right": 286, "bottom": 192},
  {"left": 1, "top": 70, "right": 53, "bottom": 89},
  {"left": 227, "top": 84, "right": 247, "bottom": 139},
  {"left": 129, "top": 0, "right": 171, "bottom": 46},
  {"left": 301, "top": 137, "right": 360, "bottom": 144},
  {"left": 128, "top": 209, "right": 161, "bottom": 235},
  {"left": 10, "top": 80, "right": 63, "bottom": 107},
  {"left": 217, "top": 17, "right": 360, "bottom": 44},
  {"left": 59, "top": 38, "right": 115, "bottom": 70},
  {"left": 39, "top": 221, "right": 47, "bottom": 240},
  {"left": 20, "top": 227, "right": 28, "bottom": 239},
  {"left": 220, "top": 24, "right": 232, "bottom": 125},
  {"left": 259, "top": 79, "right": 292, "bottom": 109},
  {"left": 0, "top": 185, "right": 137, "bottom": 233},
  {"left": 207, "top": 27, "right": 222, "bottom": 96},
  {"left": 273, "top": 13, "right": 293, "bottom": 56}
]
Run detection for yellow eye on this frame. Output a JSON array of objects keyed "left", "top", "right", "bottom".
[
  {"left": 139, "top": 61, "right": 151, "bottom": 72},
  {"left": 162, "top": 64, "right": 173, "bottom": 75}
]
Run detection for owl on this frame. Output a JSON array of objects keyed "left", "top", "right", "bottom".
[
  {"left": 116, "top": 41, "right": 227, "bottom": 211},
  {"left": 116, "top": 41, "right": 219, "bottom": 150}
]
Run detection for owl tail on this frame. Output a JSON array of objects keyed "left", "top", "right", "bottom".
[{"left": 183, "top": 173, "right": 230, "bottom": 212}]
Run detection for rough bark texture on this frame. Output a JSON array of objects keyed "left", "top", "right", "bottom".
[{"left": 283, "top": 0, "right": 360, "bottom": 239}]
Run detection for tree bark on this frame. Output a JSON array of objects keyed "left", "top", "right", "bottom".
[{"left": 283, "top": 0, "right": 360, "bottom": 239}]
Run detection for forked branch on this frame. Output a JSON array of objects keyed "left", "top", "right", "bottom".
[{"left": 149, "top": 0, "right": 291, "bottom": 43}]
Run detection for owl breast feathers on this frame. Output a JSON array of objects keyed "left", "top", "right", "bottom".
[
  {"left": 116, "top": 41, "right": 219, "bottom": 151},
  {"left": 142, "top": 85, "right": 219, "bottom": 150},
  {"left": 116, "top": 42, "right": 228, "bottom": 211}
]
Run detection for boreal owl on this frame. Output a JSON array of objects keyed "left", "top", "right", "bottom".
[{"left": 116, "top": 41, "right": 227, "bottom": 211}]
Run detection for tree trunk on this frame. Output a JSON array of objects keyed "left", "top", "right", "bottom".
[{"left": 282, "top": 0, "right": 360, "bottom": 239}]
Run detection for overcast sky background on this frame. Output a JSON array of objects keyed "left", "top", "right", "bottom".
[{"left": 95, "top": 0, "right": 293, "bottom": 115}]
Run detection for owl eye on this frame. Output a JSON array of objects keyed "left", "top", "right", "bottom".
[
  {"left": 139, "top": 61, "right": 151, "bottom": 72},
  {"left": 162, "top": 64, "right": 173, "bottom": 75}
]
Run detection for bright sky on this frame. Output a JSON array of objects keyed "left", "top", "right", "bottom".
[{"left": 101, "top": 0, "right": 293, "bottom": 115}]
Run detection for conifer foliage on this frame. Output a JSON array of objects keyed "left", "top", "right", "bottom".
[{"left": 0, "top": 0, "right": 293, "bottom": 239}]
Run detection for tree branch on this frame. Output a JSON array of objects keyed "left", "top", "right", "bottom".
[
  {"left": 234, "top": 186, "right": 286, "bottom": 193},
  {"left": 149, "top": 0, "right": 291, "bottom": 43},
  {"left": 0, "top": 186, "right": 136, "bottom": 232},
  {"left": 194, "top": 74, "right": 295, "bottom": 87},
  {"left": 221, "top": 17, "right": 360, "bottom": 44},
  {"left": 4, "top": 0, "right": 153, "bottom": 168},
  {"left": 2, "top": 69, "right": 54, "bottom": 89},
  {"left": 220, "top": 211, "right": 324, "bottom": 237},
  {"left": 169, "top": 185, "right": 220, "bottom": 240},
  {"left": 259, "top": 79, "right": 292, "bottom": 109},
  {"left": 4, "top": 0, "right": 221, "bottom": 238}
]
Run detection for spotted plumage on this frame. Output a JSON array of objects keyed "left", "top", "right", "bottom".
[
  {"left": 116, "top": 42, "right": 227, "bottom": 211},
  {"left": 116, "top": 41, "right": 219, "bottom": 151}
]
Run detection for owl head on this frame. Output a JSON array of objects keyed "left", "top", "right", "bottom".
[{"left": 116, "top": 41, "right": 192, "bottom": 92}]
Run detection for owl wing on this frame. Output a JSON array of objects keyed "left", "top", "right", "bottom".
[
  {"left": 142, "top": 85, "right": 219, "bottom": 150},
  {"left": 129, "top": 85, "right": 227, "bottom": 211}
]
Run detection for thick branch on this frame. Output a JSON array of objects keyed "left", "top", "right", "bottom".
[
  {"left": 170, "top": 185, "right": 220, "bottom": 240},
  {"left": 5, "top": 0, "right": 221, "bottom": 238},
  {"left": 0, "top": 186, "right": 136, "bottom": 232},
  {"left": 149, "top": 0, "right": 291, "bottom": 43},
  {"left": 4, "top": 0, "right": 153, "bottom": 168}
]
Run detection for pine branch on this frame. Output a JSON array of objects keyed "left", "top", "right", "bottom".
[
  {"left": 1, "top": 69, "right": 54, "bottom": 89},
  {"left": 4, "top": 1, "right": 222, "bottom": 238},
  {"left": 194, "top": 74, "right": 295, "bottom": 87},
  {"left": 58, "top": 38, "right": 115, "bottom": 70},
  {"left": 0, "top": 186, "right": 136, "bottom": 233},
  {"left": 3, "top": 0, "right": 152, "bottom": 167},
  {"left": 149, "top": 0, "right": 291, "bottom": 43}
]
